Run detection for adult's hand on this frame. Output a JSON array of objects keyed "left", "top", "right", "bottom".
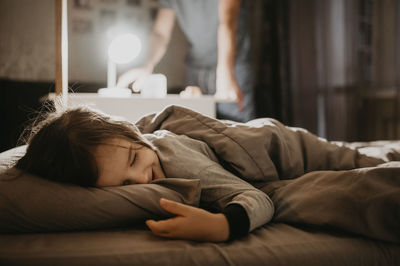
[
  {"left": 179, "top": 86, "right": 203, "bottom": 98},
  {"left": 116, "top": 66, "right": 152, "bottom": 91},
  {"left": 215, "top": 68, "right": 244, "bottom": 110},
  {"left": 146, "top": 198, "right": 229, "bottom": 242}
]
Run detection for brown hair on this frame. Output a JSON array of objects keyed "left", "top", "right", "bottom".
[{"left": 16, "top": 106, "right": 153, "bottom": 187}]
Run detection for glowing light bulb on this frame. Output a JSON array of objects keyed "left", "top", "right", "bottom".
[
  {"left": 108, "top": 33, "right": 141, "bottom": 64},
  {"left": 100, "top": 33, "right": 142, "bottom": 96}
]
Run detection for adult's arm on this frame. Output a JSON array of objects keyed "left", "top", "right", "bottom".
[
  {"left": 216, "top": 0, "right": 243, "bottom": 109},
  {"left": 144, "top": 9, "right": 176, "bottom": 72},
  {"left": 117, "top": 9, "right": 176, "bottom": 88}
]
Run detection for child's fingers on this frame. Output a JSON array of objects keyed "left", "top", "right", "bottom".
[
  {"left": 159, "top": 198, "right": 193, "bottom": 216},
  {"left": 146, "top": 218, "right": 178, "bottom": 237},
  {"left": 146, "top": 219, "right": 166, "bottom": 235}
]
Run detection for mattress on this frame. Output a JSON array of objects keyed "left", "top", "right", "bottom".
[{"left": 1, "top": 223, "right": 399, "bottom": 266}]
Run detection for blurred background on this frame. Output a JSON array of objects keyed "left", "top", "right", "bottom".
[{"left": 0, "top": 0, "right": 399, "bottom": 152}]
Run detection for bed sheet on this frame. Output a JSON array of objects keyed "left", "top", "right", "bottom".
[{"left": 1, "top": 223, "right": 399, "bottom": 266}]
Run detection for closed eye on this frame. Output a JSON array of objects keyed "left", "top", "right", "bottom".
[
  {"left": 122, "top": 179, "right": 132, "bottom": 186},
  {"left": 130, "top": 147, "right": 136, "bottom": 166}
]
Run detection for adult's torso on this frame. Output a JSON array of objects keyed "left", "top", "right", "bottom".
[{"left": 159, "top": 0, "right": 251, "bottom": 68}]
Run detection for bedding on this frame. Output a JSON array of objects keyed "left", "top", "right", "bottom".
[
  {"left": 1, "top": 223, "right": 399, "bottom": 266},
  {"left": 136, "top": 106, "right": 384, "bottom": 182},
  {"left": 136, "top": 105, "right": 400, "bottom": 243},
  {"left": 261, "top": 163, "right": 400, "bottom": 243},
  {"left": 0, "top": 105, "right": 399, "bottom": 265}
]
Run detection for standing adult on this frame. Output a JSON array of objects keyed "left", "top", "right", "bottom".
[{"left": 117, "top": 0, "right": 255, "bottom": 122}]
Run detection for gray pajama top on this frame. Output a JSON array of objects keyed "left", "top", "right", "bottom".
[{"left": 145, "top": 130, "right": 274, "bottom": 233}]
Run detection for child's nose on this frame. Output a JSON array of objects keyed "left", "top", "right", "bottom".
[{"left": 127, "top": 172, "right": 150, "bottom": 184}]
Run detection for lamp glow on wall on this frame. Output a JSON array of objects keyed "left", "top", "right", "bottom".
[{"left": 98, "top": 33, "right": 142, "bottom": 97}]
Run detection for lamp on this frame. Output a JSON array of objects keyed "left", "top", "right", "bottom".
[{"left": 98, "top": 33, "right": 142, "bottom": 97}]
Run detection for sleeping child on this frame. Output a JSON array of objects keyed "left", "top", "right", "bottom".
[{"left": 15, "top": 105, "right": 385, "bottom": 242}]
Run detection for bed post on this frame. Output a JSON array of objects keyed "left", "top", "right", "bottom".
[{"left": 55, "top": 0, "right": 68, "bottom": 104}]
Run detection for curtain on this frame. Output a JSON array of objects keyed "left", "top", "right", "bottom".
[{"left": 251, "top": 0, "right": 292, "bottom": 124}]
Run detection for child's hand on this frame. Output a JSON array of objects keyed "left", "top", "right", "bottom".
[{"left": 146, "top": 198, "right": 229, "bottom": 242}]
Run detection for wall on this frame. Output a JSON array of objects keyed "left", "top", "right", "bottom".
[
  {"left": 0, "top": 0, "right": 56, "bottom": 152},
  {"left": 67, "top": 0, "right": 187, "bottom": 89},
  {"left": 0, "top": 0, "right": 55, "bottom": 81},
  {"left": 0, "top": 0, "right": 187, "bottom": 89}
]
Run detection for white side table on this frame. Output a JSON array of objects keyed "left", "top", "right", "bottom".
[{"left": 48, "top": 93, "right": 217, "bottom": 122}]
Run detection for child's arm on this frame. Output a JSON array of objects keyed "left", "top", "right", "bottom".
[
  {"left": 146, "top": 198, "right": 230, "bottom": 242},
  {"left": 146, "top": 163, "right": 273, "bottom": 242}
]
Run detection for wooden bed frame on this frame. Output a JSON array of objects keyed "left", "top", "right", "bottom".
[{"left": 55, "top": 0, "right": 68, "bottom": 101}]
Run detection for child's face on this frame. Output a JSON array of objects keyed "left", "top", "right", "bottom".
[{"left": 94, "top": 138, "right": 165, "bottom": 187}]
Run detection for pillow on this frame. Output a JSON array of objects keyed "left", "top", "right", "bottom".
[
  {"left": 261, "top": 163, "right": 400, "bottom": 244},
  {"left": 0, "top": 146, "right": 200, "bottom": 233},
  {"left": 0, "top": 145, "right": 26, "bottom": 172}
]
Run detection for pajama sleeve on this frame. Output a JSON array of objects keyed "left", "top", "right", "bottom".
[
  {"left": 197, "top": 163, "right": 274, "bottom": 234},
  {"left": 222, "top": 204, "right": 249, "bottom": 239}
]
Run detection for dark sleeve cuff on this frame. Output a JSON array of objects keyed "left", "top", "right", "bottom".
[{"left": 221, "top": 204, "right": 250, "bottom": 240}]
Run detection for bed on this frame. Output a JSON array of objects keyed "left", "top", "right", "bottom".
[
  {"left": 1, "top": 106, "right": 399, "bottom": 265},
  {"left": 1, "top": 223, "right": 398, "bottom": 265}
]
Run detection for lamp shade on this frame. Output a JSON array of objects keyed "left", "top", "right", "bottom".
[{"left": 108, "top": 33, "right": 141, "bottom": 64}]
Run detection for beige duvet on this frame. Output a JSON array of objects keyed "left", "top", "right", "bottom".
[{"left": 137, "top": 105, "right": 400, "bottom": 243}]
